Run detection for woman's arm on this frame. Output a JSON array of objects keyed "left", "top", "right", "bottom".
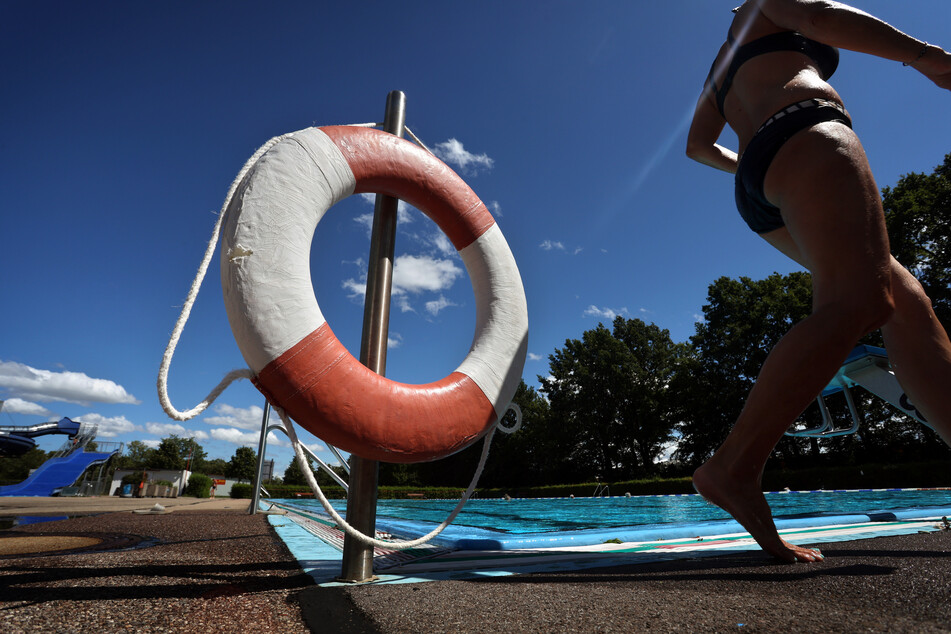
[
  {"left": 686, "top": 93, "right": 738, "bottom": 173},
  {"left": 759, "top": 0, "right": 951, "bottom": 88}
]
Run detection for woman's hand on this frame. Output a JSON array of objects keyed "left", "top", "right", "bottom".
[{"left": 913, "top": 45, "right": 951, "bottom": 91}]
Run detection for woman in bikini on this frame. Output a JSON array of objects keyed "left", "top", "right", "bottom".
[{"left": 686, "top": 0, "right": 951, "bottom": 563}]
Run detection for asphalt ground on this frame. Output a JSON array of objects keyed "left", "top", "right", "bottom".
[{"left": 1, "top": 496, "right": 949, "bottom": 632}]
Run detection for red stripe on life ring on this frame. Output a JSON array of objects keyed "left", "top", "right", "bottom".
[
  {"left": 321, "top": 126, "right": 496, "bottom": 251},
  {"left": 252, "top": 323, "right": 498, "bottom": 462}
]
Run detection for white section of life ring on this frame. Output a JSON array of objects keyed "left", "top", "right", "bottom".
[{"left": 221, "top": 128, "right": 355, "bottom": 373}]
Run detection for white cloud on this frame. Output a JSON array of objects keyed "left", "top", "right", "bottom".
[
  {"left": 583, "top": 305, "right": 629, "bottom": 320},
  {"left": 540, "top": 240, "right": 582, "bottom": 255},
  {"left": 487, "top": 201, "right": 502, "bottom": 218},
  {"left": 75, "top": 413, "right": 140, "bottom": 438},
  {"left": 146, "top": 422, "right": 187, "bottom": 436},
  {"left": 203, "top": 403, "right": 265, "bottom": 431},
  {"left": 388, "top": 333, "right": 403, "bottom": 350},
  {"left": 0, "top": 360, "right": 140, "bottom": 406},
  {"left": 432, "top": 138, "right": 494, "bottom": 174},
  {"left": 430, "top": 232, "right": 455, "bottom": 256},
  {"left": 342, "top": 277, "right": 366, "bottom": 299},
  {"left": 1, "top": 397, "right": 54, "bottom": 417},
  {"left": 393, "top": 294, "right": 415, "bottom": 314},
  {"left": 425, "top": 295, "right": 456, "bottom": 316},
  {"left": 528, "top": 353, "right": 543, "bottom": 362},
  {"left": 144, "top": 422, "right": 209, "bottom": 441},
  {"left": 341, "top": 250, "right": 463, "bottom": 314},
  {"left": 393, "top": 254, "right": 463, "bottom": 295},
  {"left": 209, "top": 427, "right": 283, "bottom": 447},
  {"left": 142, "top": 439, "right": 160, "bottom": 449}
]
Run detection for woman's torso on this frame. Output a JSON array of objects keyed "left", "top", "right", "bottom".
[{"left": 709, "top": 6, "right": 846, "bottom": 151}]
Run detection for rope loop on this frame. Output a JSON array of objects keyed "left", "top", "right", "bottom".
[
  {"left": 280, "top": 406, "right": 496, "bottom": 550},
  {"left": 497, "top": 402, "right": 523, "bottom": 434}
]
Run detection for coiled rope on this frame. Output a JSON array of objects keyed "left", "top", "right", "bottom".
[{"left": 281, "top": 402, "right": 521, "bottom": 550}]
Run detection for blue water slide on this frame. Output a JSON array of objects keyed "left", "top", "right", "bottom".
[
  {"left": 0, "top": 432, "right": 38, "bottom": 455},
  {"left": 0, "top": 417, "right": 83, "bottom": 456},
  {"left": 0, "top": 449, "right": 117, "bottom": 497}
]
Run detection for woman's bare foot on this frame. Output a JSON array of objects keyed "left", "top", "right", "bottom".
[{"left": 693, "top": 460, "right": 824, "bottom": 563}]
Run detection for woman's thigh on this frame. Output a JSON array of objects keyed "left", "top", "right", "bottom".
[{"left": 761, "top": 122, "right": 892, "bottom": 301}]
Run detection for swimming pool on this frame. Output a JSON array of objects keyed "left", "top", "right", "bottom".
[{"left": 277, "top": 488, "right": 951, "bottom": 551}]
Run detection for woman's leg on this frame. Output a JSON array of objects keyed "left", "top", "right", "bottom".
[
  {"left": 694, "top": 122, "right": 894, "bottom": 562},
  {"left": 881, "top": 261, "right": 951, "bottom": 444}
]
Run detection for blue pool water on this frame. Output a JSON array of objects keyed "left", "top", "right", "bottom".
[{"left": 283, "top": 488, "right": 951, "bottom": 535}]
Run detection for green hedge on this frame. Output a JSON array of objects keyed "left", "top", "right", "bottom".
[
  {"left": 259, "top": 461, "right": 949, "bottom": 500},
  {"left": 183, "top": 473, "right": 212, "bottom": 498},
  {"left": 263, "top": 484, "right": 469, "bottom": 500},
  {"left": 230, "top": 483, "right": 253, "bottom": 499}
]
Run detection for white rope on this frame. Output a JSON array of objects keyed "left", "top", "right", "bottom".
[
  {"left": 280, "top": 406, "right": 497, "bottom": 550},
  {"left": 156, "top": 130, "right": 300, "bottom": 421},
  {"left": 497, "top": 402, "right": 522, "bottom": 434},
  {"left": 403, "top": 125, "right": 434, "bottom": 155}
]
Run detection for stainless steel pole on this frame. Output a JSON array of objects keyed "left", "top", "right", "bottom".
[
  {"left": 249, "top": 400, "right": 271, "bottom": 514},
  {"left": 339, "top": 90, "right": 407, "bottom": 582}
]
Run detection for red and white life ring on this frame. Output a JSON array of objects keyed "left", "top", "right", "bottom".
[{"left": 220, "top": 126, "right": 528, "bottom": 463}]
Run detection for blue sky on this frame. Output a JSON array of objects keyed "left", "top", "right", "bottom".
[{"left": 2, "top": 1, "right": 949, "bottom": 476}]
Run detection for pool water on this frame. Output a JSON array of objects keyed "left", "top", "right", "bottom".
[{"left": 285, "top": 489, "right": 951, "bottom": 535}]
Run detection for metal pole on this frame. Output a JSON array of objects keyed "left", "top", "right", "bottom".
[
  {"left": 339, "top": 90, "right": 406, "bottom": 582},
  {"left": 249, "top": 400, "right": 272, "bottom": 514}
]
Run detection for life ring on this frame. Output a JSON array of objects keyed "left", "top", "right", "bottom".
[{"left": 220, "top": 126, "right": 528, "bottom": 463}]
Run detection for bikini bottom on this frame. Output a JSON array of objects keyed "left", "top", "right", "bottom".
[{"left": 735, "top": 98, "right": 852, "bottom": 234}]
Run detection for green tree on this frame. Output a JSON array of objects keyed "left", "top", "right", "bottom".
[
  {"left": 201, "top": 458, "right": 229, "bottom": 476},
  {"left": 282, "top": 454, "right": 344, "bottom": 487},
  {"left": 677, "top": 273, "right": 814, "bottom": 466},
  {"left": 883, "top": 153, "right": 951, "bottom": 329},
  {"left": 0, "top": 448, "right": 49, "bottom": 486},
  {"left": 403, "top": 379, "right": 554, "bottom": 489},
  {"left": 226, "top": 446, "right": 258, "bottom": 482},
  {"left": 282, "top": 456, "right": 308, "bottom": 486},
  {"left": 148, "top": 436, "right": 206, "bottom": 471},
  {"left": 541, "top": 317, "right": 687, "bottom": 480},
  {"left": 116, "top": 440, "right": 155, "bottom": 471}
]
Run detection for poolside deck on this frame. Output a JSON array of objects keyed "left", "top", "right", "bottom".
[{"left": 1, "top": 496, "right": 950, "bottom": 632}]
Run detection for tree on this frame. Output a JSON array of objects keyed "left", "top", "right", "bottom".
[
  {"left": 226, "top": 446, "right": 258, "bottom": 482},
  {"left": 148, "top": 436, "right": 206, "bottom": 471},
  {"left": 201, "top": 458, "right": 229, "bottom": 476},
  {"left": 540, "top": 317, "right": 687, "bottom": 480},
  {"left": 0, "top": 448, "right": 48, "bottom": 486},
  {"left": 116, "top": 440, "right": 155, "bottom": 471},
  {"left": 282, "top": 454, "right": 346, "bottom": 487},
  {"left": 677, "top": 273, "right": 814, "bottom": 466},
  {"left": 401, "top": 379, "right": 555, "bottom": 489},
  {"left": 883, "top": 153, "right": 951, "bottom": 329},
  {"left": 282, "top": 456, "right": 309, "bottom": 486}
]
